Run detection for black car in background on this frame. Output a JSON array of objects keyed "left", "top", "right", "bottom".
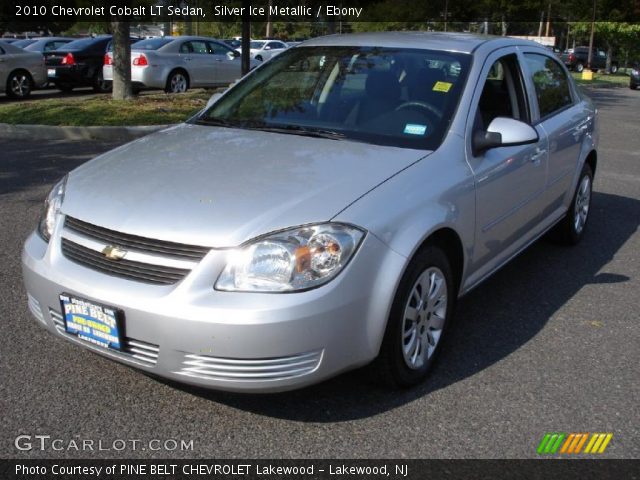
[
  {"left": 560, "top": 46, "right": 619, "bottom": 73},
  {"left": 630, "top": 64, "right": 639, "bottom": 90},
  {"left": 44, "top": 36, "right": 113, "bottom": 93}
]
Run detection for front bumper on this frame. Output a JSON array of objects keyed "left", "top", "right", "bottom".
[
  {"left": 22, "top": 220, "right": 405, "bottom": 392},
  {"left": 630, "top": 73, "right": 640, "bottom": 88}
]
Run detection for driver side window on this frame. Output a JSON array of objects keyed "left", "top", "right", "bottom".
[{"left": 475, "top": 54, "right": 529, "bottom": 131}]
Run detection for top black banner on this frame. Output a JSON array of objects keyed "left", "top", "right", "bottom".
[{"left": 2, "top": 0, "right": 640, "bottom": 24}]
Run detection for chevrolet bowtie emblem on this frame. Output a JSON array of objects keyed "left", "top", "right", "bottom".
[{"left": 102, "top": 245, "right": 127, "bottom": 261}]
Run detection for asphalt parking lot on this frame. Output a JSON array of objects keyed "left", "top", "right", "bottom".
[{"left": 0, "top": 87, "right": 638, "bottom": 459}]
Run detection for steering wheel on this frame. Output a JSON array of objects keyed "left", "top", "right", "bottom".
[{"left": 394, "top": 101, "right": 443, "bottom": 121}]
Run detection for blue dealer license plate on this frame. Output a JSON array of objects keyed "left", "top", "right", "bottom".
[{"left": 60, "top": 294, "right": 123, "bottom": 351}]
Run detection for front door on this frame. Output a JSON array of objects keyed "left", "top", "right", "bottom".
[{"left": 465, "top": 50, "right": 549, "bottom": 277}]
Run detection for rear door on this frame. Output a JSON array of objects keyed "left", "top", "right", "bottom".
[
  {"left": 0, "top": 45, "right": 9, "bottom": 89},
  {"left": 465, "top": 49, "right": 549, "bottom": 271},
  {"left": 207, "top": 41, "right": 240, "bottom": 85},
  {"left": 520, "top": 50, "right": 588, "bottom": 213},
  {"left": 179, "top": 40, "right": 214, "bottom": 86}
]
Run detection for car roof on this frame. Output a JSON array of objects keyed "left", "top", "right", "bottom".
[{"left": 300, "top": 31, "right": 543, "bottom": 54}]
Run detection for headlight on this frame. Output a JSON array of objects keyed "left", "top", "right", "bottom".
[
  {"left": 215, "top": 223, "right": 365, "bottom": 292},
  {"left": 37, "top": 176, "right": 67, "bottom": 242},
  {"left": 632, "top": 69, "right": 639, "bottom": 76}
]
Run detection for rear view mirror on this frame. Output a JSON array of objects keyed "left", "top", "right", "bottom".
[{"left": 473, "top": 117, "right": 538, "bottom": 155}]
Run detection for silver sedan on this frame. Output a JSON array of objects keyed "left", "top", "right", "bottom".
[
  {"left": 0, "top": 40, "right": 46, "bottom": 98},
  {"left": 103, "top": 36, "right": 259, "bottom": 93},
  {"left": 23, "top": 32, "right": 598, "bottom": 392}
]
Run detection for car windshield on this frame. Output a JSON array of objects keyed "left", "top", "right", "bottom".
[
  {"left": 132, "top": 38, "right": 173, "bottom": 50},
  {"left": 195, "top": 46, "right": 471, "bottom": 150},
  {"left": 250, "top": 41, "right": 266, "bottom": 49}
]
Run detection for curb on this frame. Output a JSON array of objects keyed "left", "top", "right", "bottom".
[{"left": 0, "top": 123, "right": 173, "bottom": 142}]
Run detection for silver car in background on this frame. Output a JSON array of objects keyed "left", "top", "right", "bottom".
[
  {"left": 103, "top": 36, "right": 259, "bottom": 93},
  {"left": 23, "top": 33, "right": 598, "bottom": 392},
  {"left": 16, "top": 37, "right": 75, "bottom": 54},
  {"left": 238, "top": 39, "right": 289, "bottom": 62},
  {"left": 0, "top": 40, "right": 46, "bottom": 98}
]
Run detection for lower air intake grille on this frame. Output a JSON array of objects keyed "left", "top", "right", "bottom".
[
  {"left": 176, "top": 350, "right": 323, "bottom": 382},
  {"left": 50, "top": 309, "right": 159, "bottom": 366},
  {"left": 61, "top": 238, "right": 189, "bottom": 285}
]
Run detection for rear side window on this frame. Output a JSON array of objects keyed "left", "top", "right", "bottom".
[
  {"left": 524, "top": 53, "right": 573, "bottom": 119},
  {"left": 132, "top": 38, "right": 173, "bottom": 50}
]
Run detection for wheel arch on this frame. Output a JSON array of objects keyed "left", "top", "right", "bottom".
[{"left": 166, "top": 67, "right": 190, "bottom": 89}]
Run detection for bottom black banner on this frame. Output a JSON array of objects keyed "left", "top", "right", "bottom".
[{"left": 1, "top": 459, "right": 638, "bottom": 480}]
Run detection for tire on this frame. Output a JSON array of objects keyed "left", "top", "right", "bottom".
[
  {"left": 371, "top": 245, "right": 456, "bottom": 388},
  {"left": 6, "top": 70, "right": 33, "bottom": 99},
  {"left": 165, "top": 70, "right": 189, "bottom": 93},
  {"left": 575, "top": 62, "right": 584, "bottom": 73},
  {"left": 93, "top": 71, "right": 111, "bottom": 93},
  {"left": 610, "top": 64, "right": 618, "bottom": 74},
  {"left": 549, "top": 164, "right": 593, "bottom": 245},
  {"left": 630, "top": 83, "right": 638, "bottom": 90}
]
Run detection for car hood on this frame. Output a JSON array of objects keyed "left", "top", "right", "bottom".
[{"left": 62, "top": 123, "right": 427, "bottom": 248}]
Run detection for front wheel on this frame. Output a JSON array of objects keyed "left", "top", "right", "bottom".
[
  {"left": 371, "top": 245, "right": 455, "bottom": 388},
  {"left": 549, "top": 164, "right": 593, "bottom": 245},
  {"left": 610, "top": 64, "right": 618, "bottom": 74},
  {"left": 575, "top": 62, "right": 584, "bottom": 73},
  {"left": 6, "top": 71, "right": 33, "bottom": 99}
]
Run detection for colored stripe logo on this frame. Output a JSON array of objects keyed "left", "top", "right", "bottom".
[{"left": 537, "top": 433, "right": 613, "bottom": 454}]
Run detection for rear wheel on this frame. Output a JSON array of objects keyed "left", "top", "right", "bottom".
[
  {"left": 610, "top": 64, "right": 618, "bottom": 74},
  {"left": 549, "top": 164, "right": 593, "bottom": 245},
  {"left": 93, "top": 71, "right": 111, "bottom": 93},
  {"left": 6, "top": 71, "right": 33, "bottom": 99},
  {"left": 165, "top": 70, "right": 188, "bottom": 93},
  {"left": 575, "top": 62, "right": 584, "bottom": 73},
  {"left": 371, "top": 245, "right": 455, "bottom": 388}
]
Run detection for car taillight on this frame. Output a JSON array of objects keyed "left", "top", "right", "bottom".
[
  {"left": 104, "top": 53, "right": 112, "bottom": 66},
  {"left": 569, "top": 53, "right": 575, "bottom": 62},
  {"left": 61, "top": 53, "right": 75, "bottom": 65},
  {"left": 132, "top": 54, "right": 148, "bottom": 66}
]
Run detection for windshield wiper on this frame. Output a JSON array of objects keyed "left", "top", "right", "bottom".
[
  {"left": 245, "top": 124, "right": 346, "bottom": 140},
  {"left": 193, "top": 117, "right": 241, "bottom": 128}
]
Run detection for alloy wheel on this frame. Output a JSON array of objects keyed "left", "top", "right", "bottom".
[
  {"left": 170, "top": 73, "right": 187, "bottom": 93},
  {"left": 402, "top": 267, "right": 448, "bottom": 370},
  {"left": 10, "top": 73, "right": 30, "bottom": 98},
  {"left": 574, "top": 175, "right": 591, "bottom": 234}
]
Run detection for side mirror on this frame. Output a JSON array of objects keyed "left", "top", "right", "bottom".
[
  {"left": 473, "top": 117, "right": 538, "bottom": 155},
  {"left": 230, "top": 50, "right": 240, "bottom": 58},
  {"left": 205, "top": 92, "right": 223, "bottom": 109}
]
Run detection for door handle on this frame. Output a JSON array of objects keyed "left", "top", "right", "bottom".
[{"left": 530, "top": 148, "right": 546, "bottom": 164}]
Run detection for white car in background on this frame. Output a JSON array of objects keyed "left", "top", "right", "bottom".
[
  {"left": 0, "top": 40, "right": 46, "bottom": 98},
  {"left": 103, "top": 36, "right": 259, "bottom": 93},
  {"left": 238, "top": 40, "right": 289, "bottom": 62}
]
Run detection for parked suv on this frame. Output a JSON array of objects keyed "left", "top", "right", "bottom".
[{"left": 561, "top": 46, "right": 618, "bottom": 73}]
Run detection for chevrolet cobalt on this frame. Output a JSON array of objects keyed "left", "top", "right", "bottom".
[{"left": 23, "top": 33, "right": 598, "bottom": 392}]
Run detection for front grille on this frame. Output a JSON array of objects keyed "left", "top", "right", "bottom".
[
  {"left": 65, "top": 217, "right": 210, "bottom": 260},
  {"left": 61, "top": 238, "right": 190, "bottom": 285},
  {"left": 50, "top": 309, "right": 159, "bottom": 366},
  {"left": 176, "top": 350, "right": 323, "bottom": 382}
]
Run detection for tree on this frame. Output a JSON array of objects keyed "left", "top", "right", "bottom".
[{"left": 111, "top": 20, "right": 133, "bottom": 100}]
